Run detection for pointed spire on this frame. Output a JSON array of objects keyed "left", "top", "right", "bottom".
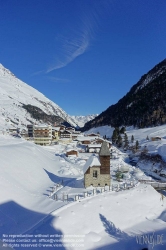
[{"left": 99, "top": 141, "right": 110, "bottom": 156}]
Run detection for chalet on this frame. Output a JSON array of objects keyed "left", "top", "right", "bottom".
[
  {"left": 84, "top": 141, "right": 111, "bottom": 187},
  {"left": 33, "top": 125, "right": 52, "bottom": 146},
  {"left": 86, "top": 144, "right": 101, "bottom": 153},
  {"left": 151, "top": 136, "right": 162, "bottom": 141},
  {"left": 71, "top": 133, "right": 79, "bottom": 140},
  {"left": 59, "top": 125, "right": 66, "bottom": 130},
  {"left": 66, "top": 127, "right": 75, "bottom": 132},
  {"left": 72, "top": 131, "right": 81, "bottom": 134},
  {"left": 86, "top": 133, "right": 99, "bottom": 137},
  {"left": 95, "top": 138, "right": 104, "bottom": 144},
  {"left": 66, "top": 149, "right": 78, "bottom": 157},
  {"left": 60, "top": 130, "right": 72, "bottom": 139},
  {"left": 94, "top": 138, "right": 112, "bottom": 148},
  {"left": 77, "top": 136, "right": 97, "bottom": 145}
]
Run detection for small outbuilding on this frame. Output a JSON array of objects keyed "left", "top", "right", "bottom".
[
  {"left": 151, "top": 136, "right": 162, "bottom": 141},
  {"left": 66, "top": 149, "right": 78, "bottom": 157},
  {"left": 86, "top": 144, "right": 101, "bottom": 153}
]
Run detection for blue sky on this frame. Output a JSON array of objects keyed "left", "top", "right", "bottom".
[{"left": 0, "top": 0, "right": 166, "bottom": 116}]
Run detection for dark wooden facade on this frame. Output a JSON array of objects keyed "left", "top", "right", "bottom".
[
  {"left": 99, "top": 155, "right": 110, "bottom": 174},
  {"left": 66, "top": 150, "right": 78, "bottom": 157}
]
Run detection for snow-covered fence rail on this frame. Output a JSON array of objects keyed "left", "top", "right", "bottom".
[
  {"left": 48, "top": 181, "right": 138, "bottom": 203},
  {"left": 139, "top": 179, "right": 166, "bottom": 190},
  {"left": 151, "top": 183, "right": 166, "bottom": 190}
]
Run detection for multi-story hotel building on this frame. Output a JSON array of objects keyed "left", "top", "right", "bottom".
[{"left": 33, "top": 125, "right": 52, "bottom": 146}]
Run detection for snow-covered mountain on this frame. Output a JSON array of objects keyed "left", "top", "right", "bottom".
[
  {"left": 83, "top": 58, "right": 166, "bottom": 130},
  {"left": 0, "top": 64, "right": 77, "bottom": 130},
  {"left": 71, "top": 114, "right": 98, "bottom": 128}
]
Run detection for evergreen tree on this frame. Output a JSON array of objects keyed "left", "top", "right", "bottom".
[
  {"left": 131, "top": 135, "right": 134, "bottom": 143},
  {"left": 124, "top": 133, "right": 129, "bottom": 149},
  {"left": 117, "top": 134, "right": 123, "bottom": 147},
  {"left": 115, "top": 127, "right": 120, "bottom": 135},
  {"left": 120, "top": 126, "right": 126, "bottom": 134},
  {"left": 112, "top": 129, "right": 118, "bottom": 144},
  {"left": 135, "top": 140, "right": 139, "bottom": 150}
]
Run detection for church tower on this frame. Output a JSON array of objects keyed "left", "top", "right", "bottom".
[{"left": 99, "top": 141, "right": 110, "bottom": 175}]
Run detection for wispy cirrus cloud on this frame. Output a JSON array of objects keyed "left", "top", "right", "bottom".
[
  {"left": 46, "top": 1, "right": 104, "bottom": 73},
  {"left": 31, "top": 70, "right": 45, "bottom": 76},
  {"left": 46, "top": 30, "right": 90, "bottom": 73}
]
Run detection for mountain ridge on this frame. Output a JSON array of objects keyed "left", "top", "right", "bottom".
[
  {"left": 0, "top": 63, "right": 77, "bottom": 129},
  {"left": 83, "top": 58, "right": 166, "bottom": 131}
]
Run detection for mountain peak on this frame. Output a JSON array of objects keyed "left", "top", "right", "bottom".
[{"left": 0, "top": 63, "right": 15, "bottom": 78}]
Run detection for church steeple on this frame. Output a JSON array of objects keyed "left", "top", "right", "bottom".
[
  {"left": 99, "top": 141, "right": 110, "bottom": 156},
  {"left": 99, "top": 141, "right": 110, "bottom": 174}
]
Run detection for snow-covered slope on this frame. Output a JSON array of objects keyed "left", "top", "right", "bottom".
[
  {"left": 71, "top": 114, "right": 98, "bottom": 128},
  {"left": 0, "top": 64, "right": 77, "bottom": 130},
  {"left": 1, "top": 134, "right": 166, "bottom": 249}
]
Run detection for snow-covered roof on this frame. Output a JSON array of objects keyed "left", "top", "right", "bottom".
[
  {"left": 66, "top": 149, "right": 78, "bottom": 153},
  {"left": 86, "top": 133, "right": 99, "bottom": 136},
  {"left": 52, "top": 126, "right": 60, "bottom": 131},
  {"left": 34, "top": 124, "right": 51, "bottom": 129},
  {"left": 87, "top": 144, "right": 102, "bottom": 148},
  {"left": 77, "top": 136, "right": 97, "bottom": 142},
  {"left": 83, "top": 154, "right": 101, "bottom": 174}
]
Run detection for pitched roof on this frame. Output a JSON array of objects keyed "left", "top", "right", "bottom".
[
  {"left": 99, "top": 141, "right": 110, "bottom": 156},
  {"left": 83, "top": 154, "right": 101, "bottom": 174}
]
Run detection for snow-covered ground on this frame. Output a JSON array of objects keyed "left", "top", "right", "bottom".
[{"left": 1, "top": 133, "right": 166, "bottom": 249}]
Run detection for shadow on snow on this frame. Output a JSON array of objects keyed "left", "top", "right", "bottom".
[{"left": 0, "top": 201, "right": 66, "bottom": 250}]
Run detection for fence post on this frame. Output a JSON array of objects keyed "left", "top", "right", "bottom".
[
  {"left": 117, "top": 184, "right": 119, "bottom": 191},
  {"left": 75, "top": 195, "right": 79, "bottom": 201},
  {"left": 84, "top": 192, "right": 87, "bottom": 198},
  {"left": 93, "top": 189, "right": 96, "bottom": 195},
  {"left": 54, "top": 193, "right": 57, "bottom": 201}
]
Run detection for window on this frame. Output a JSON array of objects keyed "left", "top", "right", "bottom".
[{"left": 93, "top": 170, "right": 98, "bottom": 178}]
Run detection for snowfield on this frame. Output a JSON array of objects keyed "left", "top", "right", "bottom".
[{"left": 1, "top": 133, "right": 166, "bottom": 249}]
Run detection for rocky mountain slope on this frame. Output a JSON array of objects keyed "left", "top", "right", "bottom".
[
  {"left": 0, "top": 64, "right": 77, "bottom": 130},
  {"left": 71, "top": 114, "right": 98, "bottom": 128},
  {"left": 83, "top": 58, "right": 166, "bottom": 131}
]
